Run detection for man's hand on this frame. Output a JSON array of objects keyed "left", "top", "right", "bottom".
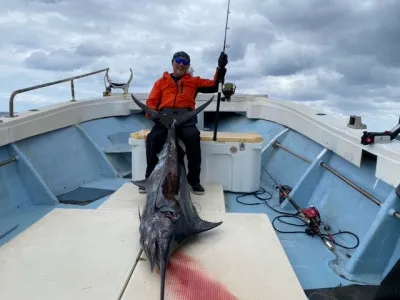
[{"left": 218, "top": 52, "right": 228, "bottom": 68}]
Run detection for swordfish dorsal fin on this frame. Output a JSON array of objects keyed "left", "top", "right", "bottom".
[{"left": 131, "top": 94, "right": 214, "bottom": 128}]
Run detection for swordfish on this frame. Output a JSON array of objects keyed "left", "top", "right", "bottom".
[{"left": 130, "top": 94, "right": 223, "bottom": 300}]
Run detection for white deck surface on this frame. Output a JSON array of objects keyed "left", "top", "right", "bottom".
[
  {"left": 0, "top": 208, "right": 141, "bottom": 300},
  {"left": 121, "top": 212, "right": 307, "bottom": 300},
  {"left": 0, "top": 183, "right": 307, "bottom": 300},
  {"left": 100, "top": 182, "right": 226, "bottom": 213}
]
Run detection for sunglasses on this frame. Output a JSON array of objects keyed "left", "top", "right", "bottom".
[{"left": 174, "top": 57, "right": 190, "bottom": 65}]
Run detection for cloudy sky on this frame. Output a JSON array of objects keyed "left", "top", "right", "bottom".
[{"left": 1, "top": 0, "right": 399, "bottom": 130}]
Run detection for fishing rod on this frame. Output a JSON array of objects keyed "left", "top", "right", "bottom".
[
  {"left": 262, "top": 168, "right": 335, "bottom": 252},
  {"left": 213, "top": 0, "right": 231, "bottom": 141}
]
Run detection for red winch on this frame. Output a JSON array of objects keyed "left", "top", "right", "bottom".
[{"left": 301, "top": 206, "right": 321, "bottom": 226}]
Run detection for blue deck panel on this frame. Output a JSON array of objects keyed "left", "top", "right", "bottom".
[
  {"left": 225, "top": 187, "right": 349, "bottom": 290},
  {"left": 0, "top": 206, "right": 54, "bottom": 247},
  {"left": 14, "top": 126, "right": 116, "bottom": 196},
  {"left": 0, "top": 110, "right": 399, "bottom": 292}
]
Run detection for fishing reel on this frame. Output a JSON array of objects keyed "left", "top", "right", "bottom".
[
  {"left": 222, "top": 82, "right": 236, "bottom": 102},
  {"left": 303, "top": 206, "right": 322, "bottom": 237},
  {"left": 302, "top": 206, "right": 321, "bottom": 226}
]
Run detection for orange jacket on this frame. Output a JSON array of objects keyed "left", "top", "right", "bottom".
[{"left": 146, "top": 67, "right": 222, "bottom": 115}]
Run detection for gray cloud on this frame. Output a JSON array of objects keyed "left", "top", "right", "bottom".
[
  {"left": 25, "top": 50, "right": 90, "bottom": 71},
  {"left": 74, "top": 43, "right": 112, "bottom": 58},
  {"left": 0, "top": 0, "right": 399, "bottom": 127},
  {"left": 23, "top": 42, "right": 114, "bottom": 71}
]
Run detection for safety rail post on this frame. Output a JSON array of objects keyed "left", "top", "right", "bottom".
[
  {"left": 7, "top": 68, "right": 109, "bottom": 117},
  {"left": 71, "top": 79, "right": 75, "bottom": 102}
]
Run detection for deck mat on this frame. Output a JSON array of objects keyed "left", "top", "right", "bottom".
[
  {"left": 304, "top": 284, "right": 380, "bottom": 300},
  {"left": 304, "top": 258, "right": 400, "bottom": 300},
  {"left": 57, "top": 187, "right": 114, "bottom": 205}
]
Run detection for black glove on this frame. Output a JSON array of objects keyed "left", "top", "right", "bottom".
[
  {"left": 218, "top": 52, "right": 228, "bottom": 68},
  {"left": 218, "top": 66, "right": 227, "bottom": 82}
]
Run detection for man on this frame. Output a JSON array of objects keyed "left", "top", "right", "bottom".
[{"left": 141, "top": 50, "right": 228, "bottom": 195}]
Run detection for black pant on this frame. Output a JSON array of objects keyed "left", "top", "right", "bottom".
[{"left": 145, "top": 111, "right": 201, "bottom": 185}]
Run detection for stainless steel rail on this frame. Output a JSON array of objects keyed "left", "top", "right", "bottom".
[
  {"left": 320, "top": 162, "right": 381, "bottom": 206},
  {"left": 273, "top": 142, "right": 311, "bottom": 163},
  {"left": 7, "top": 68, "right": 109, "bottom": 117},
  {"left": 0, "top": 157, "right": 17, "bottom": 168}
]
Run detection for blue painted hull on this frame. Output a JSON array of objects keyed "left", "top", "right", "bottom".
[{"left": 0, "top": 111, "right": 399, "bottom": 294}]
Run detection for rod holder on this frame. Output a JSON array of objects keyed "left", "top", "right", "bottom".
[{"left": 347, "top": 115, "right": 367, "bottom": 129}]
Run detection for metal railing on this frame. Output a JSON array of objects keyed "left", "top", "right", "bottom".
[
  {"left": 319, "top": 162, "right": 382, "bottom": 206},
  {"left": 0, "top": 157, "right": 17, "bottom": 168},
  {"left": 273, "top": 142, "right": 311, "bottom": 164},
  {"left": 273, "top": 141, "right": 400, "bottom": 220},
  {"left": 7, "top": 68, "right": 109, "bottom": 117}
]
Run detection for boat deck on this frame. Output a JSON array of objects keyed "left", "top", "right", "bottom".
[
  {"left": 0, "top": 183, "right": 307, "bottom": 300},
  {"left": 0, "top": 91, "right": 398, "bottom": 298},
  {"left": 0, "top": 208, "right": 139, "bottom": 300}
]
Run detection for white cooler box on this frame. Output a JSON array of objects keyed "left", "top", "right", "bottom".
[{"left": 129, "top": 129, "right": 263, "bottom": 193}]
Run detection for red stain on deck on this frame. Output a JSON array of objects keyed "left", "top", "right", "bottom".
[{"left": 166, "top": 252, "right": 239, "bottom": 300}]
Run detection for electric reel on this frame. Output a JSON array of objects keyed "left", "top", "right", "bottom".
[
  {"left": 302, "top": 206, "right": 322, "bottom": 236},
  {"left": 222, "top": 82, "right": 236, "bottom": 102}
]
